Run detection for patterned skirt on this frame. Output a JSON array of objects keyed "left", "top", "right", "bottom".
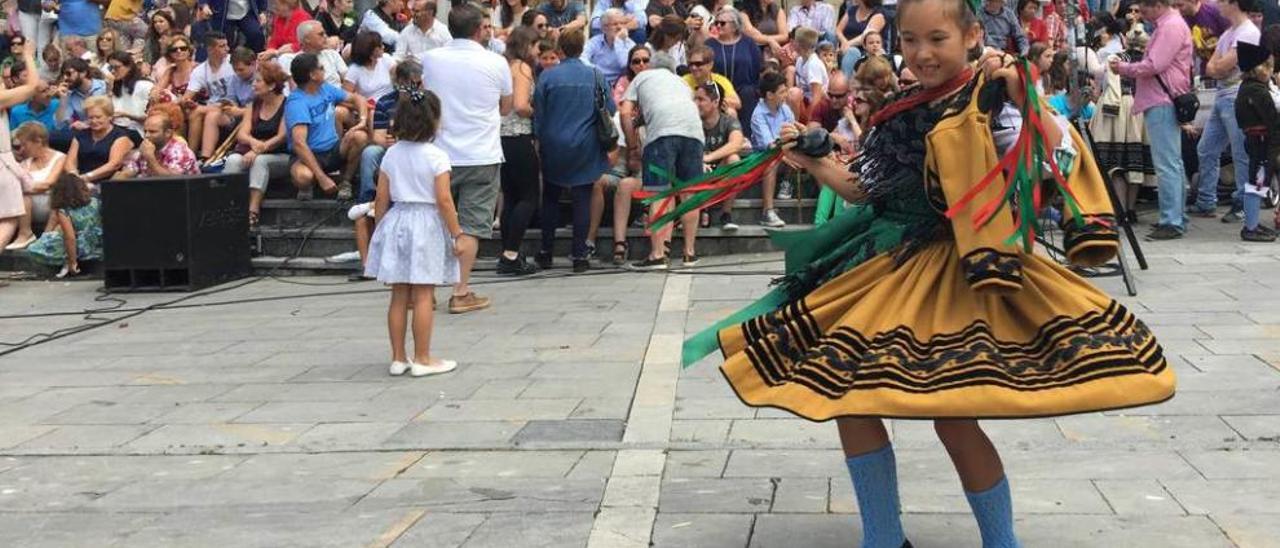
[
  {"left": 717, "top": 239, "right": 1174, "bottom": 420},
  {"left": 364, "top": 202, "right": 460, "bottom": 286}
]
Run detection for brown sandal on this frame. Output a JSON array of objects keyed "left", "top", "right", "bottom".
[
  {"left": 612, "top": 241, "right": 629, "bottom": 265},
  {"left": 248, "top": 210, "right": 260, "bottom": 229}
]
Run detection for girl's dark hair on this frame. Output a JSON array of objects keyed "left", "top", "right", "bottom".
[
  {"left": 50, "top": 174, "right": 91, "bottom": 211},
  {"left": 1263, "top": 23, "right": 1280, "bottom": 59},
  {"left": 505, "top": 25, "right": 540, "bottom": 66},
  {"left": 501, "top": 0, "right": 528, "bottom": 28},
  {"left": 740, "top": 0, "right": 764, "bottom": 24},
  {"left": 108, "top": 52, "right": 143, "bottom": 97},
  {"left": 1016, "top": 0, "right": 1038, "bottom": 18},
  {"left": 350, "top": 31, "right": 384, "bottom": 67},
  {"left": 520, "top": 9, "right": 543, "bottom": 26},
  {"left": 169, "top": 3, "right": 193, "bottom": 31},
  {"left": 393, "top": 89, "right": 442, "bottom": 142},
  {"left": 626, "top": 44, "right": 650, "bottom": 79},
  {"left": 896, "top": 0, "right": 981, "bottom": 59}
]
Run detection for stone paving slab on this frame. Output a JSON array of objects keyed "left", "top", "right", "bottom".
[{"left": 0, "top": 233, "right": 1277, "bottom": 545}]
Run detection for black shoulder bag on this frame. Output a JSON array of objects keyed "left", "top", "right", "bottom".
[
  {"left": 594, "top": 71, "right": 620, "bottom": 152},
  {"left": 1154, "top": 63, "right": 1199, "bottom": 124}
]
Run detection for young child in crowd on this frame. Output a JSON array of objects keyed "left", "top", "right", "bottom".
[
  {"left": 788, "top": 27, "right": 828, "bottom": 124},
  {"left": 25, "top": 174, "right": 101, "bottom": 278},
  {"left": 749, "top": 71, "right": 794, "bottom": 223},
  {"left": 536, "top": 38, "right": 560, "bottom": 74},
  {"left": 1233, "top": 41, "right": 1279, "bottom": 241},
  {"left": 363, "top": 88, "right": 463, "bottom": 377}
]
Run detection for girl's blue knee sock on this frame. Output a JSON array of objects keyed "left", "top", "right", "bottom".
[
  {"left": 964, "top": 476, "right": 1021, "bottom": 548},
  {"left": 845, "top": 444, "right": 906, "bottom": 548}
]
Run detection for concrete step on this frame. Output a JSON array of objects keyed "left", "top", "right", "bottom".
[
  {"left": 257, "top": 197, "right": 823, "bottom": 228},
  {"left": 252, "top": 223, "right": 810, "bottom": 262}
]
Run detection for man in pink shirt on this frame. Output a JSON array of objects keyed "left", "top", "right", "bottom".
[
  {"left": 1111, "top": 0, "right": 1194, "bottom": 240},
  {"left": 118, "top": 114, "right": 201, "bottom": 178}
]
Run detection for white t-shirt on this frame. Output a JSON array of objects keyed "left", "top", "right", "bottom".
[
  {"left": 112, "top": 79, "right": 155, "bottom": 133},
  {"left": 345, "top": 54, "right": 396, "bottom": 100},
  {"left": 188, "top": 59, "right": 236, "bottom": 102},
  {"left": 420, "top": 39, "right": 513, "bottom": 166},
  {"left": 795, "top": 52, "right": 828, "bottom": 101},
  {"left": 1214, "top": 20, "right": 1260, "bottom": 100},
  {"left": 622, "top": 68, "right": 703, "bottom": 148},
  {"left": 283, "top": 49, "right": 348, "bottom": 87},
  {"left": 381, "top": 140, "right": 452, "bottom": 204}
]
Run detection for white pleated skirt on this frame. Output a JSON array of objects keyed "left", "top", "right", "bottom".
[{"left": 364, "top": 202, "right": 460, "bottom": 286}]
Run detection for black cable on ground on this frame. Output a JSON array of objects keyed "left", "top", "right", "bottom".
[{"left": 0, "top": 253, "right": 783, "bottom": 355}]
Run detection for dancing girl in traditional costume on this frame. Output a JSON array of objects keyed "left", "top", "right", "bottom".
[{"left": 668, "top": 0, "right": 1178, "bottom": 544}]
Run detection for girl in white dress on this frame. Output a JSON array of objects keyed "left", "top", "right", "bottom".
[{"left": 364, "top": 87, "right": 463, "bottom": 377}]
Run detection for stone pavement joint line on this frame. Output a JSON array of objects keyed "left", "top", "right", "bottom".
[{"left": 588, "top": 275, "right": 688, "bottom": 548}]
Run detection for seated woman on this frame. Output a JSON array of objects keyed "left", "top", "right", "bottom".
[
  {"left": 6, "top": 123, "right": 67, "bottom": 251},
  {"left": 25, "top": 173, "right": 102, "bottom": 278},
  {"left": 223, "top": 62, "right": 291, "bottom": 228},
  {"left": 65, "top": 97, "right": 136, "bottom": 184},
  {"left": 344, "top": 31, "right": 396, "bottom": 102},
  {"left": 106, "top": 52, "right": 154, "bottom": 138},
  {"left": 151, "top": 35, "right": 195, "bottom": 104}
]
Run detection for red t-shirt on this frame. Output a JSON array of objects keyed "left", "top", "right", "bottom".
[{"left": 268, "top": 8, "right": 313, "bottom": 51}]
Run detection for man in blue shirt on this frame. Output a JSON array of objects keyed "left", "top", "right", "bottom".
[
  {"left": 55, "top": 58, "right": 108, "bottom": 129},
  {"left": 538, "top": 0, "right": 587, "bottom": 38},
  {"left": 8, "top": 64, "right": 58, "bottom": 130},
  {"left": 749, "top": 71, "right": 794, "bottom": 228},
  {"left": 582, "top": 9, "right": 635, "bottom": 87},
  {"left": 285, "top": 53, "right": 369, "bottom": 200}
]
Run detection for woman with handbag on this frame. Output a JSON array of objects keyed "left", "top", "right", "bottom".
[
  {"left": 532, "top": 29, "right": 616, "bottom": 274},
  {"left": 0, "top": 44, "right": 42, "bottom": 255}
]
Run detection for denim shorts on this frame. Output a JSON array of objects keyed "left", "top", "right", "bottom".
[{"left": 641, "top": 136, "right": 705, "bottom": 189}]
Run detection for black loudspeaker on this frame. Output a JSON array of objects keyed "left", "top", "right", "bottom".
[{"left": 101, "top": 172, "right": 251, "bottom": 292}]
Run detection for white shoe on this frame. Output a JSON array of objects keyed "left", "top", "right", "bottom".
[
  {"left": 410, "top": 359, "right": 458, "bottom": 377},
  {"left": 326, "top": 250, "right": 362, "bottom": 263},
  {"left": 776, "top": 181, "right": 795, "bottom": 200},
  {"left": 761, "top": 209, "right": 786, "bottom": 228},
  {"left": 389, "top": 361, "right": 410, "bottom": 376},
  {"left": 4, "top": 235, "right": 36, "bottom": 251},
  {"left": 347, "top": 202, "right": 374, "bottom": 221}
]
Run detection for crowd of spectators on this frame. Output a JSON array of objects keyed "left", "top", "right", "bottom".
[{"left": 0, "top": 0, "right": 1277, "bottom": 282}]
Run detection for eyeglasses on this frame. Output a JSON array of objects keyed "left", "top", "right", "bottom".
[
  {"left": 170, "top": 45, "right": 191, "bottom": 52},
  {"left": 631, "top": 57, "right": 650, "bottom": 65},
  {"left": 714, "top": 19, "right": 733, "bottom": 26},
  {"left": 828, "top": 92, "right": 848, "bottom": 100},
  {"left": 109, "top": 64, "right": 125, "bottom": 71},
  {"left": 688, "top": 59, "right": 710, "bottom": 67},
  {"left": 535, "top": 23, "right": 546, "bottom": 28}
]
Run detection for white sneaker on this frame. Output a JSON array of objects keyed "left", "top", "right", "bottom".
[
  {"left": 347, "top": 202, "right": 374, "bottom": 221},
  {"left": 326, "top": 250, "right": 362, "bottom": 263},
  {"left": 389, "top": 361, "right": 410, "bottom": 376},
  {"left": 761, "top": 209, "right": 786, "bottom": 228},
  {"left": 410, "top": 359, "right": 458, "bottom": 377},
  {"left": 776, "top": 181, "right": 795, "bottom": 200}
]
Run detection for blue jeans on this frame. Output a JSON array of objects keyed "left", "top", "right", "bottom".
[
  {"left": 358, "top": 145, "right": 387, "bottom": 203},
  {"left": 1145, "top": 105, "right": 1187, "bottom": 231},
  {"left": 840, "top": 47, "right": 863, "bottom": 80},
  {"left": 641, "top": 136, "right": 704, "bottom": 188},
  {"left": 1195, "top": 94, "right": 1248, "bottom": 211}
]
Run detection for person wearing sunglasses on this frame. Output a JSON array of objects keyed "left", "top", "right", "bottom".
[
  {"left": 683, "top": 45, "right": 742, "bottom": 114},
  {"left": 707, "top": 7, "right": 763, "bottom": 141}
]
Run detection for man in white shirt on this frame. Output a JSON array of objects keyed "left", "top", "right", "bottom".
[
  {"left": 183, "top": 31, "right": 236, "bottom": 161},
  {"left": 278, "top": 21, "right": 349, "bottom": 87},
  {"left": 420, "top": 3, "right": 513, "bottom": 314},
  {"left": 397, "top": 0, "right": 451, "bottom": 60},
  {"left": 359, "top": 0, "right": 407, "bottom": 52}
]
